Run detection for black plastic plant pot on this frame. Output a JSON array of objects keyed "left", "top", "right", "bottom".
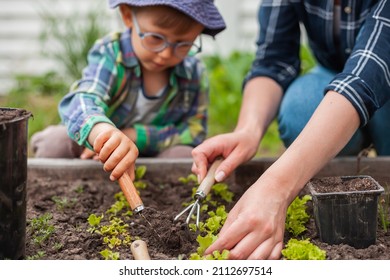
[
  {"left": 308, "top": 175, "right": 384, "bottom": 249},
  {"left": 0, "top": 108, "right": 32, "bottom": 259}
]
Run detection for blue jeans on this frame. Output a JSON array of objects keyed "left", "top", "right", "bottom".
[{"left": 277, "top": 66, "right": 390, "bottom": 156}]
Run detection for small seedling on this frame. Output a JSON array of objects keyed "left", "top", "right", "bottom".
[
  {"left": 178, "top": 174, "right": 198, "bottom": 184},
  {"left": 100, "top": 249, "right": 120, "bottom": 260},
  {"left": 378, "top": 186, "right": 390, "bottom": 232},
  {"left": 74, "top": 185, "right": 84, "bottom": 194},
  {"left": 134, "top": 165, "right": 148, "bottom": 189},
  {"left": 51, "top": 196, "right": 77, "bottom": 211},
  {"left": 28, "top": 213, "right": 55, "bottom": 247},
  {"left": 281, "top": 238, "right": 326, "bottom": 260},
  {"left": 212, "top": 183, "right": 234, "bottom": 203},
  {"left": 189, "top": 232, "right": 229, "bottom": 260},
  {"left": 53, "top": 242, "right": 63, "bottom": 251},
  {"left": 26, "top": 251, "right": 46, "bottom": 260},
  {"left": 285, "top": 195, "right": 312, "bottom": 236}
]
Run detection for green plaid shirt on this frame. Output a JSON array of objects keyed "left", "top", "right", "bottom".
[{"left": 59, "top": 29, "right": 209, "bottom": 156}]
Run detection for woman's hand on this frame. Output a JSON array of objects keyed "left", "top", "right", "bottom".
[
  {"left": 191, "top": 129, "right": 260, "bottom": 182},
  {"left": 205, "top": 175, "right": 288, "bottom": 259}
]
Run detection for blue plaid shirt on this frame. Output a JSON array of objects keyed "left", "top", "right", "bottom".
[
  {"left": 59, "top": 30, "right": 209, "bottom": 155},
  {"left": 245, "top": 0, "right": 390, "bottom": 126}
]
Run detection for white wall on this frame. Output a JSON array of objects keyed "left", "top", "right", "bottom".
[{"left": 0, "top": 0, "right": 260, "bottom": 95}]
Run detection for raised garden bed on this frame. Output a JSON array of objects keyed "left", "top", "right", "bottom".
[{"left": 25, "top": 157, "right": 390, "bottom": 260}]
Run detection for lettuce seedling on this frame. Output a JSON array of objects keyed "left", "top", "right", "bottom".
[
  {"left": 100, "top": 249, "right": 120, "bottom": 260},
  {"left": 189, "top": 233, "right": 229, "bottom": 260},
  {"left": 282, "top": 238, "right": 326, "bottom": 260},
  {"left": 178, "top": 173, "right": 198, "bottom": 184},
  {"left": 87, "top": 213, "right": 104, "bottom": 233},
  {"left": 212, "top": 183, "right": 234, "bottom": 203},
  {"left": 285, "top": 195, "right": 312, "bottom": 236},
  {"left": 135, "top": 165, "right": 147, "bottom": 180}
]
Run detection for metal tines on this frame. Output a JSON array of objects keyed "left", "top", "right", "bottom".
[{"left": 174, "top": 158, "right": 223, "bottom": 228}]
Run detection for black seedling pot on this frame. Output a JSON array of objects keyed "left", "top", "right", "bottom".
[
  {"left": 308, "top": 175, "right": 384, "bottom": 249},
  {"left": 0, "top": 108, "right": 32, "bottom": 259}
]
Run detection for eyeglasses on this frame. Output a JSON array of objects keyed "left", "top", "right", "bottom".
[{"left": 131, "top": 10, "right": 202, "bottom": 59}]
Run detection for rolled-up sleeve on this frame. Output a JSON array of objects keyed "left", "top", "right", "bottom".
[{"left": 325, "top": 0, "right": 390, "bottom": 126}]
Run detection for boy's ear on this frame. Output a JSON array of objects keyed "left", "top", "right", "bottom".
[{"left": 119, "top": 4, "right": 133, "bottom": 28}]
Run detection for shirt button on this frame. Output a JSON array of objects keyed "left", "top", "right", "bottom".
[
  {"left": 344, "top": 6, "right": 352, "bottom": 14},
  {"left": 75, "top": 132, "right": 80, "bottom": 140},
  {"left": 345, "top": 48, "right": 352, "bottom": 54}
]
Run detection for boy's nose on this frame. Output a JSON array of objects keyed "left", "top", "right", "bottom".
[{"left": 158, "top": 46, "right": 175, "bottom": 59}]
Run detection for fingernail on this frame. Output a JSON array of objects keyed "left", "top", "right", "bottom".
[
  {"left": 110, "top": 175, "right": 116, "bottom": 181},
  {"left": 197, "top": 174, "right": 201, "bottom": 184},
  {"left": 215, "top": 171, "right": 225, "bottom": 182}
]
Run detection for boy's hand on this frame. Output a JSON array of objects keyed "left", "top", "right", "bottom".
[
  {"left": 88, "top": 122, "right": 139, "bottom": 181},
  {"left": 80, "top": 147, "right": 99, "bottom": 160}
]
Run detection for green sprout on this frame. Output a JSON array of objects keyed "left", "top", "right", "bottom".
[{"left": 29, "top": 213, "right": 55, "bottom": 247}]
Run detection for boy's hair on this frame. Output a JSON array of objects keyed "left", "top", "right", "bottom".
[
  {"left": 109, "top": 0, "right": 226, "bottom": 37},
  {"left": 134, "top": 6, "right": 198, "bottom": 35}
]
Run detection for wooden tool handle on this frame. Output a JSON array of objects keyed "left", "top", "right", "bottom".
[
  {"left": 196, "top": 158, "right": 223, "bottom": 196},
  {"left": 131, "top": 240, "right": 151, "bottom": 260},
  {"left": 118, "top": 171, "right": 143, "bottom": 211}
]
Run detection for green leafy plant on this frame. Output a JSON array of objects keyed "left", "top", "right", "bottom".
[
  {"left": 378, "top": 186, "right": 390, "bottom": 232},
  {"left": 87, "top": 214, "right": 104, "bottom": 233},
  {"left": 187, "top": 186, "right": 231, "bottom": 260},
  {"left": 135, "top": 165, "right": 147, "bottom": 180},
  {"left": 285, "top": 195, "right": 312, "bottom": 236},
  {"left": 212, "top": 183, "right": 234, "bottom": 203},
  {"left": 281, "top": 238, "right": 326, "bottom": 260},
  {"left": 134, "top": 165, "right": 148, "bottom": 189},
  {"left": 100, "top": 249, "right": 120, "bottom": 260},
  {"left": 178, "top": 174, "right": 198, "bottom": 184},
  {"left": 28, "top": 213, "right": 55, "bottom": 247},
  {"left": 51, "top": 196, "right": 77, "bottom": 211},
  {"left": 53, "top": 242, "right": 63, "bottom": 251},
  {"left": 74, "top": 185, "right": 84, "bottom": 194},
  {"left": 26, "top": 251, "right": 46, "bottom": 260},
  {"left": 38, "top": 0, "right": 109, "bottom": 82}
]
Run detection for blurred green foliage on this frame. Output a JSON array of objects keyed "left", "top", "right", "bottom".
[{"left": 38, "top": 0, "right": 109, "bottom": 82}]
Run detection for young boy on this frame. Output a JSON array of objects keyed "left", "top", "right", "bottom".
[{"left": 31, "top": 0, "right": 225, "bottom": 181}]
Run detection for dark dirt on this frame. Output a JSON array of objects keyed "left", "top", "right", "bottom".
[
  {"left": 25, "top": 174, "right": 390, "bottom": 260},
  {"left": 0, "top": 108, "right": 32, "bottom": 124},
  {"left": 309, "top": 176, "right": 381, "bottom": 193}
]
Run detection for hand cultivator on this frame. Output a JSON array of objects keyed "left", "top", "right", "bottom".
[{"left": 174, "top": 158, "right": 223, "bottom": 228}]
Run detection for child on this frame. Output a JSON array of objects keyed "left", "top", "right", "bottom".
[{"left": 31, "top": 0, "right": 225, "bottom": 181}]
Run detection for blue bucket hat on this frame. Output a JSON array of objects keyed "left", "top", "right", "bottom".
[{"left": 109, "top": 0, "right": 226, "bottom": 37}]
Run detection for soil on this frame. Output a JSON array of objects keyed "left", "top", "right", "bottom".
[
  {"left": 309, "top": 176, "right": 381, "bottom": 193},
  {"left": 22, "top": 174, "right": 390, "bottom": 260},
  {"left": 0, "top": 108, "right": 32, "bottom": 123}
]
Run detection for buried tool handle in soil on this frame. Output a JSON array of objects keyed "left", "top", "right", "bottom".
[
  {"left": 0, "top": 108, "right": 32, "bottom": 259},
  {"left": 131, "top": 240, "right": 151, "bottom": 260}
]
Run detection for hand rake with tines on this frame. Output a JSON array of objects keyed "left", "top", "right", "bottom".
[{"left": 174, "top": 158, "right": 223, "bottom": 228}]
